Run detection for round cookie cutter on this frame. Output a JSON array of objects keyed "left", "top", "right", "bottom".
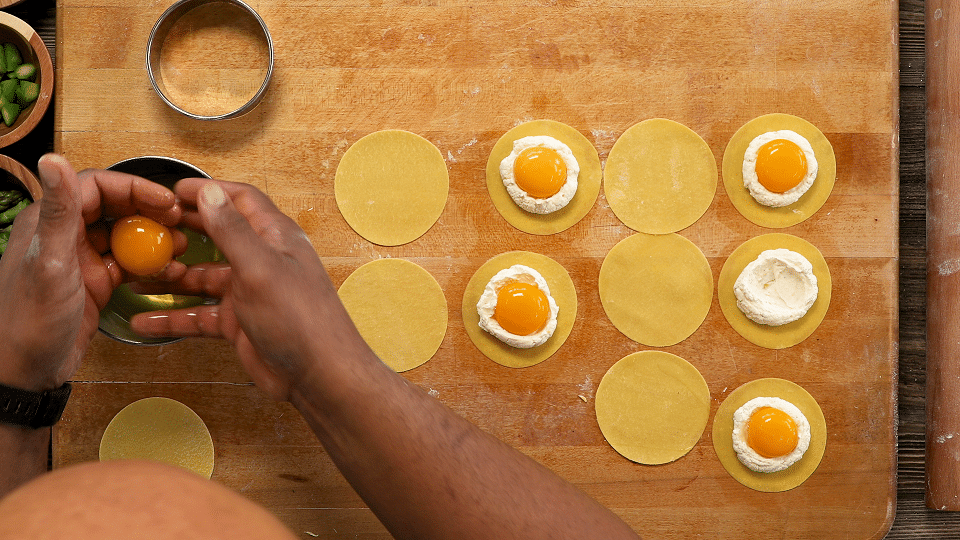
[{"left": 146, "top": 0, "right": 274, "bottom": 120}]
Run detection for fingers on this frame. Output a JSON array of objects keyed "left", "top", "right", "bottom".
[
  {"left": 36, "top": 154, "right": 82, "bottom": 262},
  {"left": 130, "top": 304, "right": 225, "bottom": 338},
  {"left": 78, "top": 167, "right": 180, "bottom": 226},
  {"left": 128, "top": 263, "right": 231, "bottom": 297},
  {"left": 191, "top": 182, "right": 274, "bottom": 274}
]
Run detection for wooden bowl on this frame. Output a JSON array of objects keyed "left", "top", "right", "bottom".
[
  {"left": 0, "top": 154, "right": 41, "bottom": 202},
  {"left": 0, "top": 12, "right": 53, "bottom": 149}
]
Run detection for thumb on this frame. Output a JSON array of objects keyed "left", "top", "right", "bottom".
[
  {"left": 197, "top": 182, "right": 267, "bottom": 272},
  {"left": 35, "top": 154, "right": 81, "bottom": 256}
]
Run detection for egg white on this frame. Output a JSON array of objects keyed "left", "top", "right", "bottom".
[
  {"left": 733, "top": 248, "right": 818, "bottom": 326},
  {"left": 476, "top": 264, "right": 559, "bottom": 349},
  {"left": 742, "top": 130, "right": 818, "bottom": 208},
  {"left": 732, "top": 396, "right": 811, "bottom": 473},
  {"left": 499, "top": 136, "right": 580, "bottom": 215}
]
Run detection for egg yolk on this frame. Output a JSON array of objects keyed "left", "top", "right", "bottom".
[
  {"left": 494, "top": 282, "right": 550, "bottom": 336},
  {"left": 746, "top": 406, "right": 799, "bottom": 459},
  {"left": 514, "top": 146, "right": 567, "bottom": 199},
  {"left": 754, "top": 139, "right": 808, "bottom": 194},
  {"left": 111, "top": 215, "right": 174, "bottom": 276}
]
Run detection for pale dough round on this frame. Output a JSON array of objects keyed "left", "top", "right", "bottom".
[
  {"left": 598, "top": 233, "right": 713, "bottom": 347},
  {"left": 712, "top": 378, "right": 827, "bottom": 492},
  {"left": 604, "top": 118, "right": 717, "bottom": 234},
  {"left": 722, "top": 113, "right": 836, "bottom": 228},
  {"left": 461, "top": 251, "right": 577, "bottom": 368},
  {"left": 719, "top": 234, "right": 831, "bottom": 349},
  {"left": 485, "top": 119, "right": 602, "bottom": 235},
  {"left": 595, "top": 351, "right": 711, "bottom": 465},
  {"left": 99, "top": 397, "right": 214, "bottom": 479},
  {"left": 335, "top": 130, "right": 449, "bottom": 246},
  {"left": 338, "top": 258, "right": 447, "bottom": 372}
]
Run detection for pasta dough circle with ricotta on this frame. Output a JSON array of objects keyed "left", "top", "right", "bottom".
[
  {"left": 595, "top": 351, "right": 711, "bottom": 465},
  {"left": 338, "top": 258, "right": 447, "bottom": 372},
  {"left": 599, "top": 233, "right": 713, "bottom": 347},
  {"left": 99, "top": 397, "right": 214, "bottom": 479},
  {"left": 712, "top": 378, "right": 827, "bottom": 492},
  {"left": 335, "top": 130, "right": 449, "bottom": 246},
  {"left": 722, "top": 114, "right": 836, "bottom": 228},
  {"left": 604, "top": 118, "right": 717, "bottom": 234},
  {"left": 485, "top": 120, "right": 602, "bottom": 235},
  {"left": 719, "top": 234, "right": 831, "bottom": 349},
  {"left": 462, "top": 251, "right": 577, "bottom": 368}
]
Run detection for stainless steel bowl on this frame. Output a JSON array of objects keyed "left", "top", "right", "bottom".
[
  {"left": 98, "top": 156, "right": 223, "bottom": 345},
  {"left": 146, "top": 0, "right": 273, "bottom": 120}
]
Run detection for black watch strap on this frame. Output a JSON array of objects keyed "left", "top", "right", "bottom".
[{"left": 0, "top": 382, "right": 71, "bottom": 428}]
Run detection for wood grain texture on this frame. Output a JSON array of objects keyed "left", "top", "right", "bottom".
[{"left": 53, "top": 0, "right": 898, "bottom": 538}]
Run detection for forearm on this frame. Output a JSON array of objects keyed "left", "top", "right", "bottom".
[
  {"left": 0, "top": 424, "right": 47, "bottom": 497},
  {"left": 291, "top": 342, "right": 638, "bottom": 540}
]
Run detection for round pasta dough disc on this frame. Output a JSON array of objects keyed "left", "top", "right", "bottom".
[
  {"left": 599, "top": 233, "right": 713, "bottom": 347},
  {"left": 338, "top": 258, "right": 447, "bottom": 372},
  {"left": 461, "top": 251, "right": 577, "bottom": 368},
  {"left": 712, "top": 378, "right": 827, "bottom": 492},
  {"left": 595, "top": 351, "right": 710, "bottom": 465},
  {"left": 722, "top": 113, "right": 836, "bottom": 228},
  {"left": 335, "top": 130, "right": 449, "bottom": 246},
  {"left": 718, "top": 233, "right": 831, "bottom": 349},
  {"left": 604, "top": 118, "right": 717, "bottom": 234},
  {"left": 485, "top": 119, "right": 602, "bottom": 235},
  {"left": 99, "top": 397, "right": 214, "bottom": 479}
]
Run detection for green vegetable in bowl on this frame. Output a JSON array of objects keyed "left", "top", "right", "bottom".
[
  {"left": 0, "top": 43, "right": 37, "bottom": 127},
  {"left": 0, "top": 189, "right": 29, "bottom": 255}
]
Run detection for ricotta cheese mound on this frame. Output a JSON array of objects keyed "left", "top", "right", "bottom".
[
  {"left": 476, "top": 264, "right": 559, "bottom": 349},
  {"left": 499, "top": 136, "right": 580, "bottom": 215},
  {"left": 734, "top": 249, "right": 818, "bottom": 326},
  {"left": 742, "top": 130, "right": 818, "bottom": 208},
  {"left": 732, "top": 396, "right": 811, "bottom": 473}
]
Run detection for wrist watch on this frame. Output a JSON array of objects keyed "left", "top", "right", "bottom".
[{"left": 0, "top": 382, "right": 71, "bottom": 428}]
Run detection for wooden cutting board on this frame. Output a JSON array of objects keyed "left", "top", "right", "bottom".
[{"left": 53, "top": 0, "right": 898, "bottom": 537}]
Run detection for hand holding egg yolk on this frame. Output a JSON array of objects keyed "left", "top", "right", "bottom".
[
  {"left": 742, "top": 130, "right": 818, "bottom": 208},
  {"left": 111, "top": 215, "right": 174, "bottom": 276},
  {"left": 477, "top": 265, "right": 559, "bottom": 349}
]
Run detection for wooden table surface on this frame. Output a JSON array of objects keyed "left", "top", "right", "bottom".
[{"left": 0, "top": 0, "right": 946, "bottom": 537}]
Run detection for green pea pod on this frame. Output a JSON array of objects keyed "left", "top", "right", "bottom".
[
  {"left": 0, "top": 189, "right": 23, "bottom": 209},
  {"left": 0, "top": 198, "right": 27, "bottom": 224},
  {"left": 0, "top": 227, "right": 9, "bottom": 255}
]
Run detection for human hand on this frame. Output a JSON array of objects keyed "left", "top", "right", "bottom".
[
  {"left": 0, "top": 155, "right": 185, "bottom": 391},
  {"left": 129, "top": 180, "right": 369, "bottom": 402}
]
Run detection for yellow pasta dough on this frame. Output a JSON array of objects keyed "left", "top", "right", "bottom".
[
  {"left": 599, "top": 233, "right": 713, "bottom": 347},
  {"left": 712, "top": 378, "right": 827, "bottom": 492},
  {"left": 604, "top": 118, "right": 717, "bottom": 234},
  {"left": 461, "top": 251, "right": 577, "bottom": 368},
  {"left": 335, "top": 130, "right": 449, "bottom": 246},
  {"left": 338, "top": 258, "right": 447, "bottom": 373},
  {"left": 99, "top": 397, "right": 214, "bottom": 479},
  {"left": 595, "top": 351, "right": 710, "bottom": 465},
  {"left": 722, "top": 113, "right": 836, "bottom": 228},
  {"left": 485, "top": 119, "right": 602, "bottom": 235},
  {"left": 718, "top": 233, "right": 832, "bottom": 349}
]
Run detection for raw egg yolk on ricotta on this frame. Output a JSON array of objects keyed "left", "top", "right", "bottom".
[
  {"left": 494, "top": 282, "right": 550, "bottom": 336},
  {"left": 111, "top": 215, "right": 174, "bottom": 276},
  {"left": 514, "top": 146, "right": 568, "bottom": 199},
  {"left": 754, "top": 139, "right": 808, "bottom": 194},
  {"left": 747, "top": 406, "right": 799, "bottom": 458}
]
